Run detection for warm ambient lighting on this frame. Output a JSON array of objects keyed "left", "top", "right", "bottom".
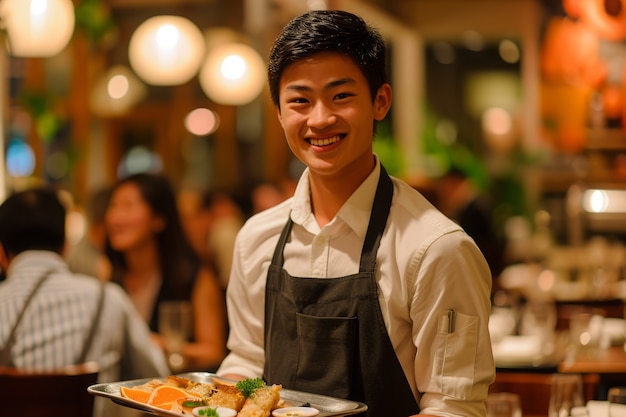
[
  {"left": 199, "top": 43, "right": 266, "bottom": 106},
  {"left": 89, "top": 65, "right": 147, "bottom": 117},
  {"left": 129, "top": 15, "right": 205, "bottom": 86},
  {"left": 583, "top": 189, "right": 626, "bottom": 213},
  {"left": 0, "top": 0, "right": 75, "bottom": 57}
]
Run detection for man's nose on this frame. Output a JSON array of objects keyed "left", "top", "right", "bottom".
[{"left": 308, "top": 101, "right": 336, "bottom": 127}]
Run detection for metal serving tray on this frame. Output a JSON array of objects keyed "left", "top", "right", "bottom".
[{"left": 88, "top": 372, "right": 367, "bottom": 417}]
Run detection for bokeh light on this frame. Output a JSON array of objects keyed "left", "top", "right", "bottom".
[
  {"left": 199, "top": 43, "right": 266, "bottom": 105},
  {"left": 6, "top": 140, "right": 35, "bottom": 177},
  {"left": 184, "top": 108, "right": 220, "bottom": 136},
  {"left": 129, "top": 15, "right": 205, "bottom": 86}
]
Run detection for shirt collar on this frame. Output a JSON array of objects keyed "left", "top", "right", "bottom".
[
  {"left": 289, "top": 156, "right": 382, "bottom": 241},
  {"left": 7, "top": 251, "right": 69, "bottom": 278}
]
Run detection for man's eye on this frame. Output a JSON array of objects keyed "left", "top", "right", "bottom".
[
  {"left": 289, "top": 97, "right": 308, "bottom": 104},
  {"left": 334, "top": 93, "right": 352, "bottom": 100}
]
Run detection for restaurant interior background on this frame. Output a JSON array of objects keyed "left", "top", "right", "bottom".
[
  {"left": 1, "top": 0, "right": 619, "bottom": 274},
  {"left": 1, "top": 0, "right": 618, "bottom": 237},
  {"left": 2, "top": 4, "right": 625, "bottom": 302},
  {"left": 3, "top": 0, "right": 626, "bottom": 415}
]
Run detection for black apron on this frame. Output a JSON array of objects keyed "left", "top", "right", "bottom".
[{"left": 263, "top": 166, "right": 420, "bottom": 417}]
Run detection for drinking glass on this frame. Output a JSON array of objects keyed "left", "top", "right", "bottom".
[
  {"left": 520, "top": 300, "right": 558, "bottom": 358},
  {"left": 159, "top": 300, "right": 193, "bottom": 370},
  {"left": 569, "top": 311, "right": 604, "bottom": 357},
  {"left": 548, "top": 374, "right": 584, "bottom": 417},
  {"left": 609, "top": 387, "right": 626, "bottom": 417},
  {"left": 486, "top": 392, "right": 522, "bottom": 417}
]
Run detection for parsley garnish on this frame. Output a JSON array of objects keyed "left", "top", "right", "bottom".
[
  {"left": 197, "top": 407, "right": 218, "bottom": 416},
  {"left": 235, "top": 377, "right": 266, "bottom": 398}
]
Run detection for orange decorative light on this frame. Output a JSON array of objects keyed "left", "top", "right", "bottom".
[{"left": 575, "top": 0, "right": 626, "bottom": 41}]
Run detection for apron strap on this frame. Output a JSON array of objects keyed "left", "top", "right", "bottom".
[
  {"left": 0, "top": 269, "right": 55, "bottom": 367},
  {"left": 76, "top": 282, "right": 106, "bottom": 364},
  {"left": 271, "top": 164, "right": 393, "bottom": 274},
  {"left": 359, "top": 165, "right": 393, "bottom": 273},
  {"left": 271, "top": 211, "right": 294, "bottom": 267},
  {"left": 0, "top": 272, "right": 107, "bottom": 367}
]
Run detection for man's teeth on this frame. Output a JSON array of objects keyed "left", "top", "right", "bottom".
[{"left": 309, "top": 135, "right": 341, "bottom": 146}]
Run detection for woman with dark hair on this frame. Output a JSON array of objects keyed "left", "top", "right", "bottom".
[{"left": 105, "top": 173, "right": 227, "bottom": 371}]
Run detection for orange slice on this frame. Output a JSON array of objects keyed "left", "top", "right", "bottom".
[
  {"left": 153, "top": 401, "right": 176, "bottom": 411},
  {"left": 148, "top": 385, "right": 200, "bottom": 407},
  {"left": 120, "top": 386, "right": 152, "bottom": 404}
]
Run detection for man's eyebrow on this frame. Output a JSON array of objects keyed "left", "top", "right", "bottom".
[
  {"left": 326, "top": 78, "right": 355, "bottom": 89},
  {"left": 285, "top": 78, "right": 356, "bottom": 93}
]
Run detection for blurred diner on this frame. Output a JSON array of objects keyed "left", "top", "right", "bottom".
[
  {"left": 104, "top": 173, "right": 227, "bottom": 372},
  {"left": 435, "top": 166, "right": 506, "bottom": 280},
  {"left": 66, "top": 185, "right": 113, "bottom": 281},
  {"left": 0, "top": 187, "right": 169, "bottom": 417},
  {"left": 178, "top": 188, "right": 247, "bottom": 289}
]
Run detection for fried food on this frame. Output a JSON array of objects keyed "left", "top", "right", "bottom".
[
  {"left": 203, "top": 382, "right": 246, "bottom": 410},
  {"left": 238, "top": 384, "right": 282, "bottom": 417},
  {"left": 119, "top": 375, "right": 282, "bottom": 415}
]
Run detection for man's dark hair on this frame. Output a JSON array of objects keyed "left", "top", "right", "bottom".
[
  {"left": 268, "top": 10, "right": 388, "bottom": 107},
  {"left": 0, "top": 188, "right": 66, "bottom": 254}
]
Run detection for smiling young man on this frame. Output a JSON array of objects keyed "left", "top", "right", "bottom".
[{"left": 217, "top": 10, "right": 495, "bottom": 417}]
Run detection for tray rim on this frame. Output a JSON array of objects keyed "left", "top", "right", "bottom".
[{"left": 88, "top": 372, "right": 367, "bottom": 417}]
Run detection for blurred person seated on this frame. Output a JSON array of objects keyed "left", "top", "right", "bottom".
[
  {"left": 177, "top": 188, "right": 214, "bottom": 267},
  {"left": 105, "top": 173, "right": 227, "bottom": 371},
  {"left": 436, "top": 167, "right": 505, "bottom": 280},
  {"left": 0, "top": 187, "right": 169, "bottom": 417},
  {"left": 66, "top": 185, "right": 112, "bottom": 281},
  {"left": 204, "top": 190, "right": 245, "bottom": 289},
  {"left": 251, "top": 179, "right": 296, "bottom": 215}
]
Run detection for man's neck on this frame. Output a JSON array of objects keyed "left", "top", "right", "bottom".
[{"left": 308, "top": 157, "right": 376, "bottom": 228}]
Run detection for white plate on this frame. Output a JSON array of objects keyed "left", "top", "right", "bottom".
[
  {"left": 88, "top": 372, "right": 367, "bottom": 417},
  {"left": 272, "top": 406, "right": 320, "bottom": 416}
]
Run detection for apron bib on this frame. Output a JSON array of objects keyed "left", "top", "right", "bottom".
[{"left": 263, "top": 166, "right": 420, "bottom": 417}]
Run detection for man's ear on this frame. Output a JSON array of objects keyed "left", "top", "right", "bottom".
[{"left": 374, "top": 83, "right": 392, "bottom": 121}]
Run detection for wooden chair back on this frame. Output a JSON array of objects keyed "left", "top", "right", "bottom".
[{"left": 0, "top": 362, "right": 99, "bottom": 417}]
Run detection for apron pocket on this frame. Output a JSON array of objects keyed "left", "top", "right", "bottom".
[{"left": 295, "top": 313, "right": 357, "bottom": 399}]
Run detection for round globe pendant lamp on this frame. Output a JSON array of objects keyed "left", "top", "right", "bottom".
[
  {"left": 129, "top": 15, "right": 205, "bottom": 86},
  {"left": 199, "top": 42, "right": 266, "bottom": 106},
  {"left": 0, "top": 0, "right": 75, "bottom": 57}
]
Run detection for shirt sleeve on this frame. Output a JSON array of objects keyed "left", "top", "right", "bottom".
[
  {"left": 216, "top": 224, "right": 267, "bottom": 379},
  {"left": 411, "top": 230, "right": 495, "bottom": 417}
]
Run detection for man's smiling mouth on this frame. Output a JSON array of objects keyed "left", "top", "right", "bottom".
[{"left": 307, "top": 135, "right": 344, "bottom": 147}]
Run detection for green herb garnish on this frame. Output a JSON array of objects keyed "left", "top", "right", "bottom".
[
  {"left": 235, "top": 377, "right": 266, "bottom": 399},
  {"left": 182, "top": 400, "right": 204, "bottom": 408},
  {"left": 197, "top": 407, "right": 218, "bottom": 416}
]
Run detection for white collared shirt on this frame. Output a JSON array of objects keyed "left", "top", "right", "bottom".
[{"left": 219, "top": 159, "right": 495, "bottom": 417}]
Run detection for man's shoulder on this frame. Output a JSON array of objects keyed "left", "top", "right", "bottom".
[
  {"left": 390, "top": 177, "right": 460, "bottom": 230},
  {"left": 61, "top": 274, "right": 131, "bottom": 309}
]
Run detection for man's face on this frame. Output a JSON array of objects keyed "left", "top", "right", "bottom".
[{"left": 277, "top": 52, "right": 391, "bottom": 183}]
